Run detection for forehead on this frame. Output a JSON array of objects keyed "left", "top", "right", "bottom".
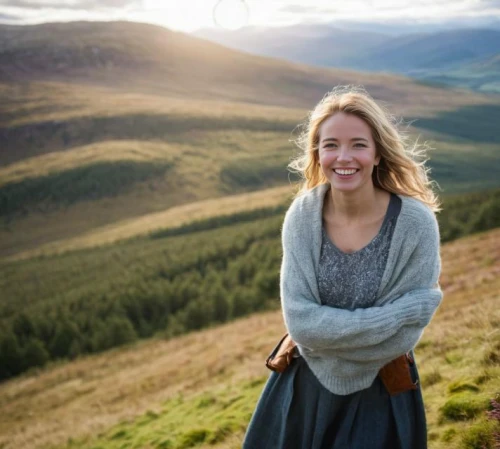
[{"left": 319, "top": 112, "right": 372, "bottom": 140}]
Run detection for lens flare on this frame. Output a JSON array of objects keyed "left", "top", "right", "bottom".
[{"left": 213, "top": 0, "right": 250, "bottom": 30}]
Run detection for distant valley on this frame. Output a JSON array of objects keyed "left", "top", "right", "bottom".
[{"left": 194, "top": 25, "right": 500, "bottom": 93}]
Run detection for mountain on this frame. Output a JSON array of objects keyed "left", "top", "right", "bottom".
[
  {"left": 193, "top": 24, "right": 392, "bottom": 68},
  {"left": 415, "top": 53, "right": 500, "bottom": 93},
  {"left": 194, "top": 26, "right": 500, "bottom": 93},
  {"left": 0, "top": 20, "right": 390, "bottom": 109},
  {"left": 347, "top": 28, "right": 500, "bottom": 73}
]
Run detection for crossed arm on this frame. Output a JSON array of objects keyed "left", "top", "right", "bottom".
[{"left": 280, "top": 213, "right": 442, "bottom": 365}]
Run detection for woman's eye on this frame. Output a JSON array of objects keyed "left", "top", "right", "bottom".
[{"left": 354, "top": 144, "right": 367, "bottom": 148}]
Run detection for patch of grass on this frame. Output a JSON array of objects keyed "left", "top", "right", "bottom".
[
  {"left": 428, "top": 431, "right": 439, "bottom": 441},
  {"left": 422, "top": 368, "right": 443, "bottom": 387},
  {"left": 460, "top": 418, "right": 500, "bottom": 449},
  {"left": 441, "top": 427, "right": 457, "bottom": 442},
  {"left": 110, "top": 429, "right": 128, "bottom": 440},
  {"left": 474, "top": 370, "right": 494, "bottom": 386},
  {"left": 417, "top": 339, "right": 433, "bottom": 350},
  {"left": 177, "top": 429, "right": 210, "bottom": 448},
  {"left": 482, "top": 349, "right": 500, "bottom": 367},
  {"left": 197, "top": 395, "right": 217, "bottom": 409},
  {"left": 206, "top": 422, "right": 239, "bottom": 445},
  {"left": 46, "top": 375, "right": 264, "bottom": 449},
  {"left": 157, "top": 440, "right": 173, "bottom": 449},
  {"left": 440, "top": 393, "right": 491, "bottom": 422},
  {"left": 243, "top": 377, "right": 267, "bottom": 390},
  {"left": 448, "top": 380, "right": 480, "bottom": 394},
  {"left": 445, "top": 351, "right": 464, "bottom": 365}
]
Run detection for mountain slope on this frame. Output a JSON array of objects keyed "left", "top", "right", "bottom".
[
  {"left": 0, "top": 20, "right": 385, "bottom": 109},
  {"left": 1, "top": 21, "right": 499, "bottom": 260},
  {"left": 0, "top": 227, "right": 498, "bottom": 449},
  {"left": 194, "top": 24, "right": 391, "bottom": 67},
  {"left": 194, "top": 26, "right": 500, "bottom": 93},
  {"left": 0, "top": 21, "right": 494, "bottom": 110},
  {"left": 348, "top": 28, "right": 500, "bottom": 73},
  {"left": 415, "top": 54, "right": 500, "bottom": 93}
]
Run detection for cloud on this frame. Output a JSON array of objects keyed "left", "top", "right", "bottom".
[
  {"left": 474, "top": 0, "right": 500, "bottom": 7},
  {"left": 0, "top": 12, "right": 22, "bottom": 21},
  {"left": 0, "top": 0, "right": 139, "bottom": 10},
  {"left": 277, "top": 4, "right": 339, "bottom": 14}
]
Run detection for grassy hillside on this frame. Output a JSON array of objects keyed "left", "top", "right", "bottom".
[
  {"left": 0, "top": 85, "right": 498, "bottom": 260},
  {"left": 1, "top": 21, "right": 500, "bottom": 261},
  {"left": 0, "top": 227, "right": 498, "bottom": 449},
  {"left": 412, "top": 54, "right": 500, "bottom": 94},
  {"left": 3, "top": 185, "right": 294, "bottom": 262},
  {"left": 1, "top": 186, "right": 499, "bottom": 382},
  {"left": 0, "top": 22, "right": 494, "bottom": 110},
  {"left": 2, "top": 127, "right": 499, "bottom": 260}
]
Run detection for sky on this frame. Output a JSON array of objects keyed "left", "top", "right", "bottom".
[{"left": 0, "top": 0, "right": 500, "bottom": 31}]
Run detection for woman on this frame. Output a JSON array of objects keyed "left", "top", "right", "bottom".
[{"left": 242, "top": 86, "right": 443, "bottom": 449}]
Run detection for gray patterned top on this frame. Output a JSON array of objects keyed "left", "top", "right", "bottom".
[{"left": 318, "top": 193, "right": 402, "bottom": 311}]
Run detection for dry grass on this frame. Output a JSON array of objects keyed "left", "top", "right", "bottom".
[
  {"left": 0, "top": 126, "right": 295, "bottom": 259},
  {"left": 0, "top": 228, "right": 499, "bottom": 449},
  {"left": 0, "top": 141, "right": 177, "bottom": 187},
  {"left": 0, "top": 310, "right": 285, "bottom": 449},
  {"left": 6, "top": 184, "right": 295, "bottom": 262}
]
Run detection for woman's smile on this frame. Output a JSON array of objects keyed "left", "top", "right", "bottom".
[{"left": 333, "top": 168, "right": 360, "bottom": 178}]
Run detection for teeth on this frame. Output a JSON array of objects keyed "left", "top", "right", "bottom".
[{"left": 334, "top": 169, "right": 357, "bottom": 175}]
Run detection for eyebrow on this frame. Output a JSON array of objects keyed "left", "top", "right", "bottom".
[{"left": 321, "top": 137, "right": 369, "bottom": 143}]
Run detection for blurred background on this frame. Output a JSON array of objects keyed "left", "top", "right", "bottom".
[{"left": 0, "top": 1, "right": 499, "bottom": 448}]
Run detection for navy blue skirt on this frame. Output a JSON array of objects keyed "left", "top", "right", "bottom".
[{"left": 243, "top": 352, "right": 426, "bottom": 449}]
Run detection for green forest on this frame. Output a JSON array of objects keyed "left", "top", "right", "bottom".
[{"left": 1, "top": 187, "right": 499, "bottom": 381}]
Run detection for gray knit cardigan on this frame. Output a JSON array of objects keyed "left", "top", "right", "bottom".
[{"left": 280, "top": 182, "right": 443, "bottom": 395}]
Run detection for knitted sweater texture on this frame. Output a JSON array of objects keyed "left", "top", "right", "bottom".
[{"left": 280, "top": 183, "right": 443, "bottom": 395}]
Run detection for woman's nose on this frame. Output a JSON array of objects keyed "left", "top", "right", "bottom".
[{"left": 337, "top": 147, "right": 352, "bottom": 161}]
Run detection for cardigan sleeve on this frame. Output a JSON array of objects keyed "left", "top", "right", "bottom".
[
  {"left": 307, "top": 213, "right": 443, "bottom": 362},
  {"left": 331, "top": 325, "right": 426, "bottom": 363},
  {"left": 280, "top": 201, "right": 442, "bottom": 353}
]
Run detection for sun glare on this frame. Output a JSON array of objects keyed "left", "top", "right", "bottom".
[{"left": 213, "top": 0, "right": 250, "bottom": 30}]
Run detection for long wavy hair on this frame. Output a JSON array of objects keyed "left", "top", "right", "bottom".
[{"left": 288, "top": 85, "right": 441, "bottom": 212}]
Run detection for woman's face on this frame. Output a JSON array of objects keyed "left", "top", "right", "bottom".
[{"left": 318, "top": 112, "right": 380, "bottom": 193}]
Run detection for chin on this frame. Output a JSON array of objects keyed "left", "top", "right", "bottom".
[
  {"left": 330, "top": 178, "right": 372, "bottom": 194},
  {"left": 330, "top": 181, "right": 361, "bottom": 192}
]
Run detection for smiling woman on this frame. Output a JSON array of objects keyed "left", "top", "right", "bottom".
[{"left": 242, "top": 85, "right": 443, "bottom": 449}]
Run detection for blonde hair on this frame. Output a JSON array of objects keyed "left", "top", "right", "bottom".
[{"left": 288, "top": 85, "right": 441, "bottom": 212}]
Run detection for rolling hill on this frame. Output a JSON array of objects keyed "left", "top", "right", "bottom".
[{"left": 1, "top": 21, "right": 500, "bottom": 261}]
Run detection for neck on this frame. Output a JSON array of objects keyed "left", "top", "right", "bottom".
[{"left": 327, "top": 183, "right": 381, "bottom": 222}]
